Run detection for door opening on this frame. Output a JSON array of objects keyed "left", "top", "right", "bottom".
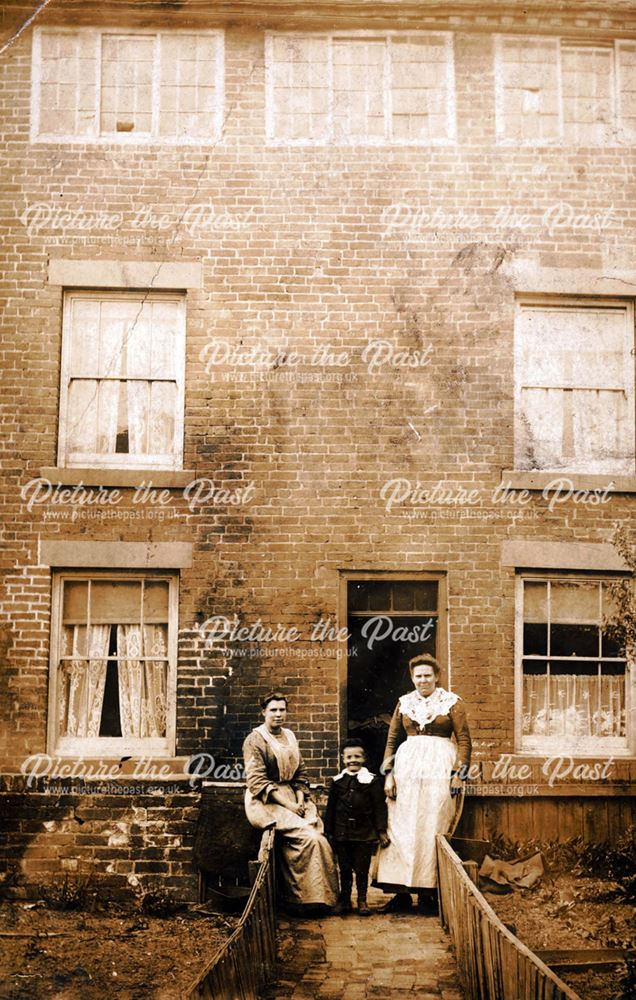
[{"left": 346, "top": 577, "right": 444, "bottom": 772}]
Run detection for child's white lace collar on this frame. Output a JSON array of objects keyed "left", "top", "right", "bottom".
[
  {"left": 399, "top": 687, "right": 459, "bottom": 728},
  {"left": 333, "top": 766, "right": 375, "bottom": 784}
]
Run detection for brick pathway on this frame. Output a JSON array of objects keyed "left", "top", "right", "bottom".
[{"left": 262, "top": 889, "right": 464, "bottom": 999}]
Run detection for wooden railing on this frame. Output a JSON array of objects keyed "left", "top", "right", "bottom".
[
  {"left": 188, "top": 828, "right": 277, "bottom": 1000},
  {"left": 436, "top": 834, "right": 581, "bottom": 1000}
]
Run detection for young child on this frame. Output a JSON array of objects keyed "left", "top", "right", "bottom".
[{"left": 324, "top": 739, "right": 390, "bottom": 915}]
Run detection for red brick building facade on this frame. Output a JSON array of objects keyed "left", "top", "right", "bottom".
[{"left": 1, "top": 0, "right": 635, "bottom": 901}]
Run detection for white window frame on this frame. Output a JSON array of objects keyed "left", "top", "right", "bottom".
[
  {"left": 265, "top": 30, "right": 456, "bottom": 146},
  {"left": 513, "top": 296, "right": 636, "bottom": 476},
  {"left": 495, "top": 35, "right": 635, "bottom": 145},
  {"left": 514, "top": 572, "right": 634, "bottom": 757},
  {"left": 31, "top": 27, "right": 224, "bottom": 144},
  {"left": 58, "top": 290, "right": 186, "bottom": 471},
  {"left": 47, "top": 570, "right": 179, "bottom": 757}
]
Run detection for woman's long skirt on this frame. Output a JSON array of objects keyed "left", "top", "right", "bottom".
[
  {"left": 245, "top": 784, "right": 338, "bottom": 906},
  {"left": 375, "top": 735, "right": 457, "bottom": 890}
]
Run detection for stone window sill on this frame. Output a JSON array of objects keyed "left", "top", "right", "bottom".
[
  {"left": 40, "top": 467, "right": 195, "bottom": 489},
  {"left": 500, "top": 471, "right": 636, "bottom": 493}
]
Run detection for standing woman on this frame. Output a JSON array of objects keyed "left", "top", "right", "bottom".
[
  {"left": 376, "top": 654, "right": 471, "bottom": 911},
  {"left": 243, "top": 691, "right": 338, "bottom": 910}
]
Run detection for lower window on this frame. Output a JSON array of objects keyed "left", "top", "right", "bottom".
[
  {"left": 517, "top": 574, "right": 631, "bottom": 754},
  {"left": 48, "top": 572, "right": 177, "bottom": 755}
]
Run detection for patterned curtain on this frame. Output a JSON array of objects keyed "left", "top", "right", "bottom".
[
  {"left": 59, "top": 624, "right": 110, "bottom": 737},
  {"left": 523, "top": 673, "right": 625, "bottom": 738},
  {"left": 117, "top": 624, "right": 167, "bottom": 737}
]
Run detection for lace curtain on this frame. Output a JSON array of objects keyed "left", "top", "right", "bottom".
[
  {"left": 523, "top": 673, "right": 625, "bottom": 738},
  {"left": 59, "top": 624, "right": 110, "bottom": 737},
  {"left": 59, "top": 622, "right": 167, "bottom": 739},
  {"left": 66, "top": 299, "right": 176, "bottom": 457},
  {"left": 117, "top": 624, "right": 168, "bottom": 738}
]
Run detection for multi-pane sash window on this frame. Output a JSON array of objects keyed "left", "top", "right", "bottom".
[
  {"left": 496, "top": 36, "right": 636, "bottom": 144},
  {"left": 518, "top": 576, "right": 630, "bottom": 753},
  {"left": 32, "top": 28, "right": 223, "bottom": 143},
  {"left": 514, "top": 300, "right": 635, "bottom": 475},
  {"left": 58, "top": 292, "right": 185, "bottom": 470},
  {"left": 49, "top": 574, "right": 177, "bottom": 755},
  {"left": 266, "top": 32, "right": 456, "bottom": 144}
]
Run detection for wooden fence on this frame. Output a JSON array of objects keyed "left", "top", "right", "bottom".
[
  {"left": 188, "top": 828, "right": 277, "bottom": 1000},
  {"left": 436, "top": 834, "right": 581, "bottom": 1000}
]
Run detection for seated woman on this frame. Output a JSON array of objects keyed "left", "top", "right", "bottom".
[
  {"left": 375, "top": 653, "right": 472, "bottom": 912},
  {"left": 243, "top": 690, "right": 338, "bottom": 910}
]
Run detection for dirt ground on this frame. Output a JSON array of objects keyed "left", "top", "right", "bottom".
[
  {"left": 0, "top": 901, "right": 236, "bottom": 999},
  {"left": 484, "top": 872, "right": 634, "bottom": 1000}
]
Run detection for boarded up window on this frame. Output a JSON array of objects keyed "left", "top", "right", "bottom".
[
  {"left": 33, "top": 28, "right": 223, "bottom": 142},
  {"left": 59, "top": 292, "right": 185, "bottom": 469},
  {"left": 267, "top": 32, "right": 455, "bottom": 144},
  {"left": 520, "top": 576, "right": 628, "bottom": 753},
  {"left": 514, "top": 302, "right": 634, "bottom": 475}
]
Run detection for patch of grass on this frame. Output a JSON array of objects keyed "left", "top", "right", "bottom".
[
  {"left": 488, "top": 827, "right": 636, "bottom": 881},
  {"left": 38, "top": 873, "right": 96, "bottom": 911},
  {"left": 138, "top": 887, "right": 186, "bottom": 918}
]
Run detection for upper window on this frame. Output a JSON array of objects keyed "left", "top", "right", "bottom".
[
  {"left": 31, "top": 28, "right": 224, "bottom": 143},
  {"left": 517, "top": 575, "right": 630, "bottom": 754},
  {"left": 514, "top": 299, "right": 635, "bottom": 475},
  {"left": 495, "top": 36, "right": 636, "bottom": 144},
  {"left": 58, "top": 291, "right": 185, "bottom": 470},
  {"left": 266, "top": 32, "right": 456, "bottom": 145},
  {"left": 48, "top": 572, "right": 177, "bottom": 756}
]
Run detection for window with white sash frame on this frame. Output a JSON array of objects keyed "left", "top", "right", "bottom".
[
  {"left": 516, "top": 574, "right": 632, "bottom": 754},
  {"left": 266, "top": 31, "right": 456, "bottom": 145},
  {"left": 48, "top": 573, "right": 178, "bottom": 756},
  {"left": 31, "top": 28, "right": 224, "bottom": 143},
  {"left": 58, "top": 291, "right": 185, "bottom": 470},
  {"left": 495, "top": 36, "right": 636, "bottom": 144},
  {"left": 514, "top": 299, "right": 635, "bottom": 475}
]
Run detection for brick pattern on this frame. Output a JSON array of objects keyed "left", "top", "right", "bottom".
[
  {"left": 1, "top": 5, "right": 636, "bottom": 894},
  {"left": 0, "top": 778, "right": 201, "bottom": 901}
]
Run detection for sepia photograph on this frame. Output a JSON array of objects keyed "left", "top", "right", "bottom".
[{"left": 0, "top": 0, "right": 635, "bottom": 997}]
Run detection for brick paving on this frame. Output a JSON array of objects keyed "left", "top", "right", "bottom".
[{"left": 262, "top": 889, "right": 464, "bottom": 999}]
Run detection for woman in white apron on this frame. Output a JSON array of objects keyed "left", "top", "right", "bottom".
[
  {"left": 243, "top": 691, "right": 338, "bottom": 909},
  {"left": 375, "top": 654, "right": 472, "bottom": 912}
]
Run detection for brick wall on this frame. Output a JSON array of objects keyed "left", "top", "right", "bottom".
[
  {"left": 0, "top": 776, "right": 202, "bottom": 902},
  {"left": 1, "top": 2, "right": 635, "bottom": 887}
]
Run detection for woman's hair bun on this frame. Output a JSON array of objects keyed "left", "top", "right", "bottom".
[
  {"left": 408, "top": 653, "right": 441, "bottom": 678},
  {"left": 260, "top": 690, "right": 288, "bottom": 710}
]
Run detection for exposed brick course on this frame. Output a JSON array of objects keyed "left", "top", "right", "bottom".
[{"left": 1, "top": 1, "right": 635, "bottom": 891}]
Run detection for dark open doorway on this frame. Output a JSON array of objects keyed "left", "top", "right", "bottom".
[{"left": 346, "top": 576, "right": 444, "bottom": 772}]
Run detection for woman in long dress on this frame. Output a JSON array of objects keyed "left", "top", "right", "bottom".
[
  {"left": 243, "top": 690, "right": 338, "bottom": 909},
  {"left": 376, "top": 654, "right": 472, "bottom": 911}
]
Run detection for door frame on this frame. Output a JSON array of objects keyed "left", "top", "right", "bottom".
[{"left": 337, "top": 569, "right": 449, "bottom": 748}]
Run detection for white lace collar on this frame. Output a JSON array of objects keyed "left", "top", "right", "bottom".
[
  {"left": 399, "top": 687, "right": 459, "bottom": 728},
  {"left": 333, "top": 766, "right": 375, "bottom": 784}
]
